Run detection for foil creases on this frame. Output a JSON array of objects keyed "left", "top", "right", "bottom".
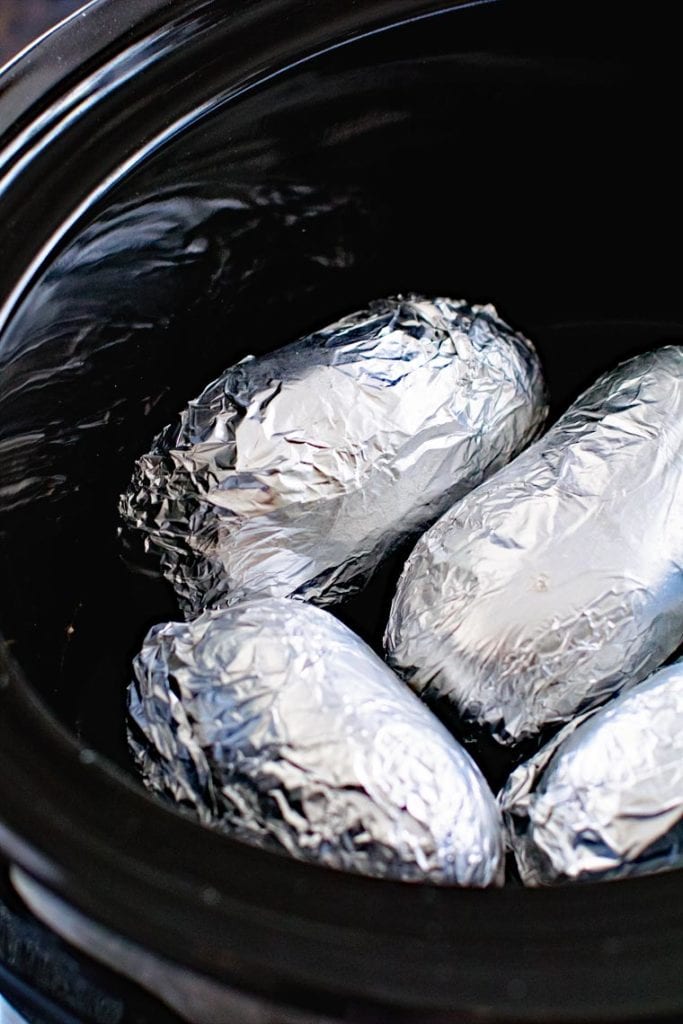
[
  {"left": 120, "top": 296, "right": 546, "bottom": 616},
  {"left": 386, "top": 347, "right": 683, "bottom": 745},
  {"left": 499, "top": 660, "right": 683, "bottom": 884},
  {"left": 128, "top": 598, "right": 504, "bottom": 886}
]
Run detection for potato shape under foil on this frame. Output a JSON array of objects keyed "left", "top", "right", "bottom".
[
  {"left": 385, "top": 346, "right": 683, "bottom": 746},
  {"left": 128, "top": 598, "right": 504, "bottom": 886},
  {"left": 499, "top": 660, "right": 683, "bottom": 884},
  {"left": 119, "top": 296, "right": 546, "bottom": 616}
]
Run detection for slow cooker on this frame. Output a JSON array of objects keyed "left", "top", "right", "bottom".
[{"left": 0, "top": 1, "right": 681, "bottom": 1021}]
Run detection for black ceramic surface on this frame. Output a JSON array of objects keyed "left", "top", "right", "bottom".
[
  {"left": 0, "top": 1, "right": 84, "bottom": 64},
  {"left": 0, "top": 867, "right": 183, "bottom": 1024},
  {"left": 0, "top": 1, "right": 681, "bottom": 1021}
]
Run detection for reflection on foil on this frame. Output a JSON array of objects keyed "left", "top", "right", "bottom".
[
  {"left": 386, "top": 346, "right": 683, "bottom": 746},
  {"left": 499, "top": 660, "right": 683, "bottom": 884},
  {"left": 129, "top": 598, "right": 504, "bottom": 887},
  {"left": 120, "top": 297, "right": 547, "bottom": 615},
  {"left": 0, "top": 183, "right": 368, "bottom": 518}
]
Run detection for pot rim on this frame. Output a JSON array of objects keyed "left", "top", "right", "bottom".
[{"left": 0, "top": 3, "right": 681, "bottom": 1021}]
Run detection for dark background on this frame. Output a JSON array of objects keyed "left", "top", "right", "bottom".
[
  {"left": 0, "top": 0, "right": 82, "bottom": 64},
  {"left": 1, "top": 1, "right": 681, "bottom": 1022}
]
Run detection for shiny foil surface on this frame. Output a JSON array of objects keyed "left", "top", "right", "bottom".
[
  {"left": 386, "top": 346, "right": 683, "bottom": 746},
  {"left": 128, "top": 598, "right": 504, "bottom": 886},
  {"left": 120, "top": 296, "right": 546, "bottom": 616},
  {"left": 499, "top": 660, "right": 683, "bottom": 884}
]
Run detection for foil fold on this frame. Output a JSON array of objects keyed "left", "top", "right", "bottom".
[
  {"left": 120, "top": 296, "right": 546, "bottom": 616},
  {"left": 386, "top": 346, "right": 683, "bottom": 745},
  {"left": 128, "top": 598, "right": 504, "bottom": 886},
  {"left": 499, "top": 660, "right": 683, "bottom": 884}
]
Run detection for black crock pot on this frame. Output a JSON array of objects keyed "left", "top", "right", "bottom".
[{"left": 0, "top": 2, "right": 681, "bottom": 1021}]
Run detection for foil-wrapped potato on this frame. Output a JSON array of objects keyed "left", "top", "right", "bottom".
[
  {"left": 386, "top": 346, "right": 683, "bottom": 746},
  {"left": 120, "top": 296, "right": 546, "bottom": 616},
  {"left": 499, "top": 660, "right": 683, "bottom": 884},
  {"left": 128, "top": 598, "right": 504, "bottom": 886}
]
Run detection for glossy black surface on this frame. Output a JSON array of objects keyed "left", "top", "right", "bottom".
[
  {"left": 0, "top": 867, "right": 182, "bottom": 1024},
  {"left": 0, "top": 1, "right": 84, "bottom": 65},
  {"left": 0, "top": 1, "right": 682, "bottom": 1021}
]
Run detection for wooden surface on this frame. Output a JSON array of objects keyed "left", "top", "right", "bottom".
[{"left": 0, "top": 0, "right": 83, "bottom": 65}]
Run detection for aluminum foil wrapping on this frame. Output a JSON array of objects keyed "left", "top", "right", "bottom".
[
  {"left": 386, "top": 346, "right": 683, "bottom": 746},
  {"left": 128, "top": 598, "right": 504, "bottom": 886},
  {"left": 499, "top": 660, "right": 683, "bottom": 884},
  {"left": 119, "top": 296, "right": 547, "bottom": 616}
]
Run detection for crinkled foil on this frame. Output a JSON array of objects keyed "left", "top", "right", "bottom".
[
  {"left": 386, "top": 346, "right": 683, "bottom": 746},
  {"left": 128, "top": 598, "right": 504, "bottom": 886},
  {"left": 120, "top": 296, "right": 547, "bottom": 616},
  {"left": 499, "top": 660, "right": 683, "bottom": 884}
]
